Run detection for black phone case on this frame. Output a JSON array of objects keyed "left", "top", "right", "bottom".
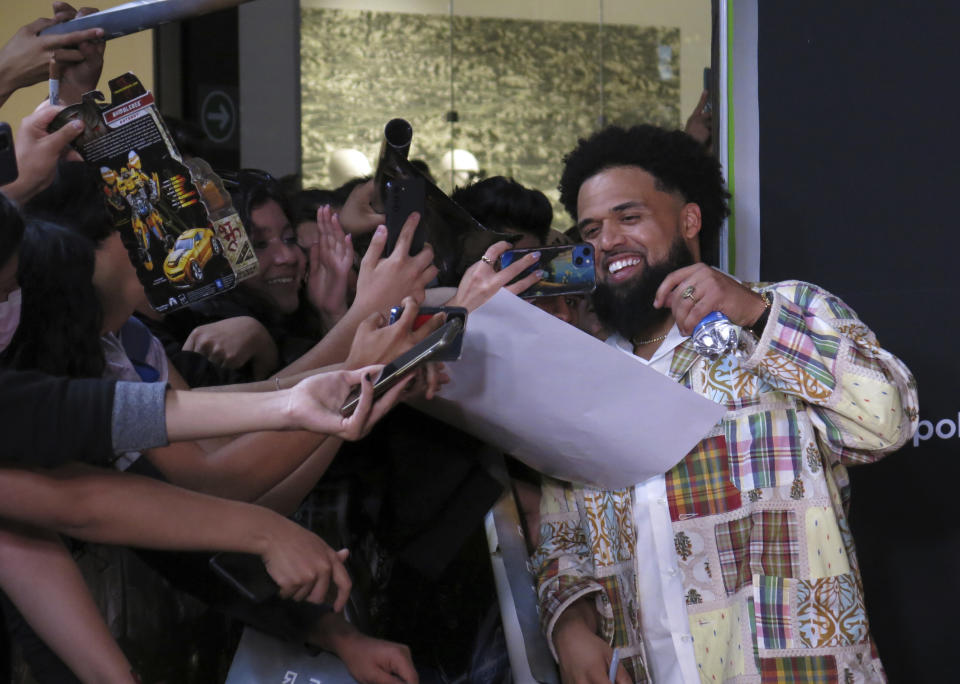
[
  {"left": 385, "top": 175, "right": 426, "bottom": 257},
  {"left": 208, "top": 551, "right": 279, "bottom": 604}
]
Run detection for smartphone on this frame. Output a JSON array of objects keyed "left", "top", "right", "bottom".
[
  {"left": 388, "top": 305, "right": 467, "bottom": 360},
  {"left": 388, "top": 305, "right": 466, "bottom": 329},
  {"left": 0, "top": 123, "right": 18, "bottom": 186},
  {"left": 340, "top": 316, "right": 464, "bottom": 416},
  {"left": 498, "top": 243, "right": 596, "bottom": 298},
  {"left": 385, "top": 175, "right": 426, "bottom": 257},
  {"left": 209, "top": 551, "right": 279, "bottom": 604}
]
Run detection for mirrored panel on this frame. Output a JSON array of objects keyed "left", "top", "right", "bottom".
[{"left": 301, "top": 0, "right": 711, "bottom": 228}]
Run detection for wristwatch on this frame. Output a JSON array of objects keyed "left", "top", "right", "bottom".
[{"left": 748, "top": 291, "right": 772, "bottom": 337}]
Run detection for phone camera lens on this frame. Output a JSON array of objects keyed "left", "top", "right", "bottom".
[
  {"left": 574, "top": 256, "right": 584, "bottom": 266},
  {"left": 582, "top": 247, "right": 591, "bottom": 256}
]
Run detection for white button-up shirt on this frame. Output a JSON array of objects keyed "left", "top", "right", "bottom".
[{"left": 607, "top": 326, "right": 700, "bottom": 684}]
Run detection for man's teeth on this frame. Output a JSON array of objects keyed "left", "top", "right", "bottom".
[
  {"left": 608, "top": 257, "right": 641, "bottom": 274},
  {"left": 267, "top": 277, "right": 294, "bottom": 285}
]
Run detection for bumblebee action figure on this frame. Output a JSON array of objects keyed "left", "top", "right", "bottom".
[{"left": 101, "top": 150, "right": 171, "bottom": 270}]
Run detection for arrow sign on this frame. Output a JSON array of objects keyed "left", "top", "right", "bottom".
[
  {"left": 200, "top": 90, "right": 236, "bottom": 143},
  {"left": 208, "top": 104, "right": 230, "bottom": 129}
]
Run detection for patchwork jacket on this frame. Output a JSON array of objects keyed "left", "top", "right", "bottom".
[{"left": 531, "top": 281, "right": 918, "bottom": 683}]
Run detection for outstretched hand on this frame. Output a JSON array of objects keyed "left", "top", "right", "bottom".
[
  {"left": 0, "top": 102, "right": 85, "bottom": 204},
  {"left": 313, "top": 613, "right": 419, "bottom": 684},
  {"left": 343, "top": 296, "right": 440, "bottom": 367},
  {"left": 343, "top": 298, "right": 449, "bottom": 399},
  {"left": 183, "top": 316, "right": 279, "bottom": 380},
  {"left": 259, "top": 517, "right": 352, "bottom": 610},
  {"left": 336, "top": 631, "right": 418, "bottom": 684},
  {"left": 0, "top": 4, "right": 104, "bottom": 103},
  {"left": 306, "top": 204, "right": 353, "bottom": 327},
  {"left": 446, "top": 240, "right": 543, "bottom": 311},
  {"left": 351, "top": 215, "right": 438, "bottom": 319},
  {"left": 53, "top": 4, "right": 105, "bottom": 104},
  {"left": 286, "top": 364, "right": 414, "bottom": 441}
]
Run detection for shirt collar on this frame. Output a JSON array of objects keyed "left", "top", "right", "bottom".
[{"left": 606, "top": 324, "right": 688, "bottom": 372}]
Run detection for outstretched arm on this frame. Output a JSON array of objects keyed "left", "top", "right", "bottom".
[
  {"left": 0, "top": 523, "right": 137, "bottom": 683},
  {"left": 254, "top": 438, "right": 343, "bottom": 517},
  {"left": 0, "top": 464, "right": 353, "bottom": 609},
  {"left": 150, "top": 363, "right": 412, "bottom": 503},
  {"left": 278, "top": 213, "right": 438, "bottom": 376}
]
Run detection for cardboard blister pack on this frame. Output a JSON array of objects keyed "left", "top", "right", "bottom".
[{"left": 50, "top": 72, "right": 258, "bottom": 313}]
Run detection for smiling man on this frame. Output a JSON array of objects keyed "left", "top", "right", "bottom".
[{"left": 531, "top": 125, "right": 918, "bottom": 684}]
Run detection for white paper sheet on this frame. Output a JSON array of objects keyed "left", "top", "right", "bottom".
[{"left": 413, "top": 290, "right": 727, "bottom": 489}]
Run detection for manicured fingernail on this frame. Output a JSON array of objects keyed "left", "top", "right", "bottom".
[
  {"left": 529, "top": 251, "right": 541, "bottom": 260},
  {"left": 537, "top": 269, "right": 548, "bottom": 278},
  {"left": 70, "top": 120, "right": 84, "bottom": 130},
  {"left": 375, "top": 225, "right": 386, "bottom": 235}
]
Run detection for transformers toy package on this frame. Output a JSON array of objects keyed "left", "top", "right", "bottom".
[{"left": 49, "top": 72, "right": 257, "bottom": 313}]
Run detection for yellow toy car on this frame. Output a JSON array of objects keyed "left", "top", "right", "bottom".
[{"left": 163, "top": 227, "right": 223, "bottom": 284}]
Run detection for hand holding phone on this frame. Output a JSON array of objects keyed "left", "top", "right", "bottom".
[
  {"left": 1, "top": 106, "right": 87, "bottom": 205},
  {"left": 340, "top": 316, "right": 463, "bottom": 416},
  {"left": 209, "top": 551, "right": 279, "bottom": 603},
  {"left": 445, "top": 240, "right": 543, "bottom": 311},
  {"left": 388, "top": 305, "right": 466, "bottom": 360},
  {"left": 384, "top": 175, "right": 426, "bottom": 257}
]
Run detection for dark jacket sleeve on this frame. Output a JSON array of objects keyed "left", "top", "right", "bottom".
[{"left": 1, "top": 369, "right": 117, "bottom": 466}]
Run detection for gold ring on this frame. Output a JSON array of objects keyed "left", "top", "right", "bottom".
[
  {"left": 480, "top": 255, "right": 494, "bottom": 266},
  {"left": 681, "top": 285, "right": 696, "bottom": 300}
]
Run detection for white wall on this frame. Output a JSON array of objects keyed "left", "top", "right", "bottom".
[{"left": 729, "top": 0, "right": 760, "bottom": 280}]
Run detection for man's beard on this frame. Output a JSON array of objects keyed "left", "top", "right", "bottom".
[{"left": 591, "top": 238, "right": 695, "bottom": 341}]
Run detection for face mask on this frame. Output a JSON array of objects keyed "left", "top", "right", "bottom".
[{"left": 0, "top": 288, "right": 22, "bottom": 352}]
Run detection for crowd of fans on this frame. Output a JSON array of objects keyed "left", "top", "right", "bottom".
[{"left": 0, "top": 4, "right": 718, "bottom": 684}]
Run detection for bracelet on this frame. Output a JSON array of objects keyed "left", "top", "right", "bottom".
[{"left": 748, "top": 291, "right": 772, "bottom": 337}]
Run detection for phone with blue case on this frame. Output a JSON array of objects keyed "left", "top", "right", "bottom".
[{"left": 498, "top": 243, "right": 596, "bottom": 298}]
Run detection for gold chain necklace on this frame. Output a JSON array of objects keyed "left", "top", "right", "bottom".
[{"left": 633, "top": 332, "right": 668, "bottom": 346}]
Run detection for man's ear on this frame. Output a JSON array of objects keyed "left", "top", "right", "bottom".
[{"left": 681, "top": 203, "right": 702, "bottom": 240}]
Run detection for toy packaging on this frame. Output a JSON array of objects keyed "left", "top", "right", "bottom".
[{"left": 49, "top": 72, "right": 257, "bottom": 313}]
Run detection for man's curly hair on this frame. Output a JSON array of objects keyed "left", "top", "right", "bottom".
[{"left": 558, "top": 125, "right": 730, "bottom": 265}]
